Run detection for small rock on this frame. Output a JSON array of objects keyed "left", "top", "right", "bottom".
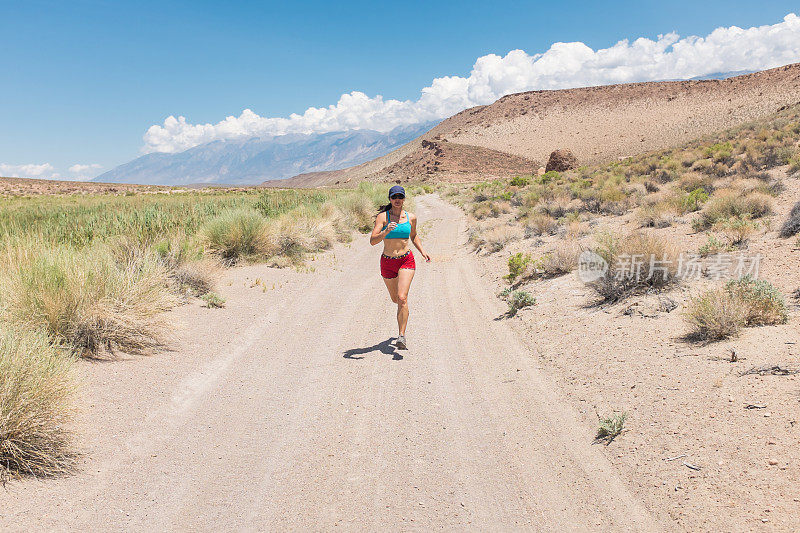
[
  {"left": 764, "top": 412, "right": 771, "bottom": 418},
  {"left": 762, "top": 518, "right": 769, "bottom": 523},
  {"left": 767, "top": 440, "right": 776, "bottom": 445},
  {"left": 769, "top": 459, "right": 779, "bottom": 466},
  {"left": 728, "top": 396, "right": 735, "bottom": 402}
]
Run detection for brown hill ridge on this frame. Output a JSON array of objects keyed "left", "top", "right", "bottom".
[
  {"left": 380, "top": 138, "right": 538, "bottom": 181},
  {"left": 267, "top": 63, "right": 800, "bottom": 188}
]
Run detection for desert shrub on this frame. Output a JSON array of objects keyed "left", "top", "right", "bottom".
[
  {"left": 713, "top": 215, "right": 759, "bottom": 246},
  {"left": 589, "top": 231, "right": 680, "bottom": 302},
  {"left": 643, "top": 180, "right": 660, "bottom": 193},
  {"left": 471, "top": 200, "right": 509, "bottom": 220},
  {"left": 523, "top": 213, "right": 558, "bottom": 237},
  {"left": 694, "top": 191, "right": 772, "bottom": 230},
  {"left": 0, "top": 326, "right": 76, "bottom": 480},
  {"left": 596, "top": 412, "right": 627, "bottom": 443},
  {"left": 540, "top": 241, "right": 582, "bottom": 277},
  {"left": 779, "top": 201, "right": 800, "bottom": 238},
  {"left": 684, "top": 288, "right": 747, "bottom": 340},
  {"left": 267, "top": 215, "right": 312, "bottom": 260},
  {"left": 725, "top": 276, "right": 788, "bottom": 326},
  {"left": 677, "top": 171, "right": 714, "bottom": 192},
  {"left": 684, "top": 289, "right": 745, "bottom": 341},
  {"left": 481, "top": 225, "right": 523, "bottom": 253},
  {"left": 564, "top": 219, "right": 590, "bottom": 238},
  {"left": 698, "top": 234, "right": 732, "bottom": 257},
  {"left": 286, "top": 211, "right": 337, "bottom": 252},
  {"left": 677, "top": 149, "right": 704, "bottom": 168},
  {"left": 1, "top": 245, "right": 177, "bottom": 358},
  {"left": 200, "top": 209, "right": 272, "bottom": 262},
  {"left": 469, "top": 223, "right": 522, "bottom": 253},
  {"left": 704, "top": 142, "right": 733, "bottom": 163},
  {"left": 652, "top": 168, "right": 679, "bottom": 183},
  {"left": 505, "top": 252, "right": 532, "bottom": 282},
  {"left": 537, "top": 196, "right": 573, "bottom": 219},
  {"left": 501, "top": 290, "right": 536, "bottom": 316},
  {"left": 685, "top": 277, "right": 788, "bottom": 340},
  {"left": 537, "top": 170, "right": 560, "bottom": 184},
  {"left": 691, "top": 158, "right": 714, "bottom": 174},
  {"left": 680, "top": 188, "right": 709, "bottom": 213},
  {"left": 636, "top": 205, "right": 673, "bottom": 228},
  {"left": 789, "top": 155, "right": 800, "bottom": 175},
  {"left": 509, "top": 175, "right": 530, "bottom": 187},
  {"left": 766, "top": 146, "right": 796, "bottom": 168}
]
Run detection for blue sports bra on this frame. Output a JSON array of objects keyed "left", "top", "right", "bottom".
[{"left": 382, "top": 210, "right": 411, "bottom": 239}]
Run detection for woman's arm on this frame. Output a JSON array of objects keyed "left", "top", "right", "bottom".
[
  {"left": 370, "top": 212, "right": 395, "bottom": 246},
  {"left": 409, "top": 213, "right": 431, "bottom": 262}
]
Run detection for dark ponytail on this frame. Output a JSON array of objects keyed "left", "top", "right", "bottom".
[{"left": 377, "top": 202, "right": 392, "bottom": 215}]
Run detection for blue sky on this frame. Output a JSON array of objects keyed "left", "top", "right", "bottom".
[{"left": 1, "top": 1, "right": 799, "bottom": 179}]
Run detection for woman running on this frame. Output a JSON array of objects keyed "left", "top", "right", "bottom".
[{"left": 370, "top": 185, "right": 431, "bottom": 349}]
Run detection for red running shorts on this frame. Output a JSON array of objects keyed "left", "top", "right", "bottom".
[{"left": 380, "top": 250, "right": 416, "bottom": 279}]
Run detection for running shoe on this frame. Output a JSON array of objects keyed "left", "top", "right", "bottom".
[{"left": 396, "top": 335, "right": 407, "bottom": 350}]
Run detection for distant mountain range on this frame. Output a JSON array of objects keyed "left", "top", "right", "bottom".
[
  {"left": 689, "top": 70, "right": 753, "bottom": 80},
  {"left": 95, "top": 121, "right": 438, "bottom": 186}
]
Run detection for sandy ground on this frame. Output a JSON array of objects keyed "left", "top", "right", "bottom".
[
  {"left": 0, "top": 195, "right": 660, "bottom": 532},
  {"left": 473, "top": 173, "right": 800, "bottom": 531}
]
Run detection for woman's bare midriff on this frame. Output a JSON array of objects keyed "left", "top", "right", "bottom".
[{"left": 382, "top": 238, "right": 410, "bottom": 257}]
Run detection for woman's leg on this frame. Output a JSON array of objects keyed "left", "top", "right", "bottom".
[
  {"left": 396, "top": 268, "right": 415, "bottom": 335},
  {"left": 382, "top": 276, "right": 399, "bottom": 304}
]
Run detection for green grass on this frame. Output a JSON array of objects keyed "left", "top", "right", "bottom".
[{"left": 201, "top": 292, "right": 226, "bottom": 309}]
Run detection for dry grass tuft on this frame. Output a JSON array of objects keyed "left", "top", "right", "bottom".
[
  {"left": 540, "top": 241, "right": 583, "bottom": 277},
  {"left": 684, "top": 288, "right": 747, "bottom": 341},
  {"left": 523, "top": 213, "right": 558, "bottom": 237},
  {"left": 726, "top": 276, "right": 789, "bottom": 326},
  {"left": 636, "top": 204, "right": 675, "bottom": 228},
  {"left": 684, "top": 277, "right": 788, "bottom": 341},
  {"left": 200, "top": 209, "right": 273, "bottom": 263},
  {"left": 589, "top": 231, "right": 680, "bottom": 302},
  {"left": 1, "top": 244, "right": 178, "bottom": 358},
  {"left": 0, "top": 326, "right": 77, "bottom": 480},
  {"left": 470, "top": 223, "right": 522, "bottom": 253},
  {"left": 172, "top": 258, "right": 221, "bottom": 296},
  {"left": 695, "top": 190, "right": 772, "bottom": 230}
]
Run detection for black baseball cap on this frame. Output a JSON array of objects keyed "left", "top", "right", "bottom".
[{"left": 388, "top": 185, "right": 406, "bottom": 198}]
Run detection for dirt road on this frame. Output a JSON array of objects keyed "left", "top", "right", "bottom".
[{"left": 0, "top": 195, "right": 660, "bottom": 531}]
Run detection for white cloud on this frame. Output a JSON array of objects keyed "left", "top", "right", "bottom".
[
  {"left": 68, "top": 163, "right": 102, "bottom": 177},
  {"left": 143, "top": 13, "right": 800, "bottom": 153},
  {"left": 0, "top": 163, "right": 60, "bottom": 179}
]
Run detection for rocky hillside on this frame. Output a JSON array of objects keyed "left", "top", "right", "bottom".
[{"left": 273, "top": 63, "right": 800, "bottom": 187}]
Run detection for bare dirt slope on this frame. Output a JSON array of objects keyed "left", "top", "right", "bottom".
[
  {"left": 0, "top": 196, "right": 659, "bottom": 532},
  {"left": 272, "top": 63, "right": 800, "bottom": 187}
]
